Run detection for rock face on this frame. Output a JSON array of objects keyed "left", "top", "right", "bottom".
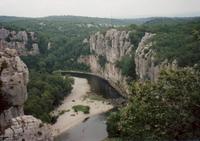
[
  {"left": 0, "top": 28, "right": 40, "bottom": 56},
  {"left": 2, "top": 116, "right": 52, "bottom": 141},
  {"left": 80, "top": 30, "right": 178, "bottom": 95},
  {"left": 135, "top": 32, "right": 177, "bottom": 81},
  {"left": 0, "top": 47, "right": 52, "bottom": 140},
  {"left": 0, "top": 48, "right": 28, "bottom": 132},
  {"left": 79, "top": 29, "right": 133, "bottom": 94}
]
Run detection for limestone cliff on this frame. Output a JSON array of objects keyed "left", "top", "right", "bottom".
[
  {"left": 0, "top": 28, "right": 40, "bottom": 56},
  {"left": 135, "top": 32, "right": 177, "bottom": 81},
  {"left": 0, "top": 47, "right": 52, "bottom": 140},
  {"left": 80, "top": 30, "right": 178, "bottom": 95},
  {"left": 79, "top": 29, "right": 133, "bottom": 95}
]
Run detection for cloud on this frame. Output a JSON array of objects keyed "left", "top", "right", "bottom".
[{"left": 0, "top": 0, "right": 200, "bottom": 18}]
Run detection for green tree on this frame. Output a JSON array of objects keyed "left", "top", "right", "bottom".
[
  {"left": 107, "top": 69, "right": 200, "bottom": 140},
  {"left": 24, "top": 71, "right": 73, "bottom": 123}
]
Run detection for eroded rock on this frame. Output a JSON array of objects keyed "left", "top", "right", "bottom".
[
  {"left": 0, "top": 28, "right": 40, "bottom": 56},
  {"left": 0, "top": 47, "right": 52, "bottom": 140},
  {"left": 1, "top": 116, "right": 52, "bottom": 141},
  {"left": 79, "top": 29, "right": 133, "bottom": 95},
  {"left": 135, "top": 32, "right": 177, "bottom": 81}
]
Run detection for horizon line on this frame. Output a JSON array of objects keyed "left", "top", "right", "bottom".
[{"left": 0, "top": 14, "right": 200, "bottom": 20}]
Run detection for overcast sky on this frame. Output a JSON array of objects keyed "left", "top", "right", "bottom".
[{"left": 0, "top": 0, "right": 200, "bottom": 18}]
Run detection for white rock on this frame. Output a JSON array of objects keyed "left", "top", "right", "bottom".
[
  {"left": 0, "top": 47, "right": 52, "bottom": 140},
  {"left": 135, "top": 32, "right": 177, "bottom": 81}
]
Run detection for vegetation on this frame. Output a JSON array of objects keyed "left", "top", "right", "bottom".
[
  {"left": 58, "top": 110, "right": 70, "bottom": 116},
  {"left": 98, "top": 55, "right": 107, "bottom": 69},
  {"left": 1, "top": 16, "right": 200, "bottom": 140},
  {"left": 84, "top": 93, "right": 106, "bottom": 101},
  {"left": 24, "top": 71, "right": 74, "bottom": 123},
  {"left": 115, "top": 55, "right": 136, "bottom": 79},
  {"left": 72, "top": 105, "right": 90, "bottom": 114},
  {"left": 107, "top": 69, "right": 200, "bottom": 140},
  {"left": 128, "top": 27, "right": 145, "bottom": 47},
  {"left": 103, "top": 138, "right": 123, "bottom": 141},
  {"left": 146, "top": 18, "right": 200, "bottom": 67},
  {"left": 0, "top": 17, "right": 101, "bottom": 72}
]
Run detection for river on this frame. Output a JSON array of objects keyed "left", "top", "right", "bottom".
[{"left": 53, "top": 74, "right": 123, "bottom": 141}]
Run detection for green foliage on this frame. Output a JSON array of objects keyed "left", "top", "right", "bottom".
[
  {"left": 98, "top": 55, "right": 107, "bottom": 68},
  {"left": 85, "top": 94, "right": 106, "bottom": 101},
  {"left": 58, "top": 110, "right": 69, "bottom": 115},
  {"left": 1, "top": 18, "right": 100, "bottom": 72},
  {"left": 72, "top": 105, "right": 90, "bottom": 114},
  {"left": 103, "top": 138, "right": 124, "bottom": 141},
  {"left": 115, "top": 55, "right": 136, "bottom": 79},
  {"left": 145, "top": 19, "right": 200, "bottom": 67},
  {"left": 24, "top": 71, "right": 74, "bottom": 123},
  {"left": 25, "top": 32, "right": 34, "bottom": 51},
  {"left": 2, "top": 17, "right": 200, "bottom": 138},
  {"left": 107, "top": 112, "right": 121, "bottom": 137},
  {"left": 129, "top": 30, "right": 145, "bottom": 47},
  {"left": 127, "top": 18, "right": 200, "bottom": 68},
  {"left": 37, "top": 33, "right": 49, "bottom": 54},
  {"left": 107, "top": 69, "right": 200, "bottom": 140}
]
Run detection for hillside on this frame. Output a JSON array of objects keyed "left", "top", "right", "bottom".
[{"left": 0, "top": 15, "right": 152, "bottom": 25}]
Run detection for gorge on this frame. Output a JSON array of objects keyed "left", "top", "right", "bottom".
[{"left": 0, "top": 16, "right": 200, "bottom": 141}]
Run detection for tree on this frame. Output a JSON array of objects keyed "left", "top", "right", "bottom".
[
  {"left": 107, "top": 69, "right": 200, "bottom": 140},
  {"left": 24, "top": 72, "right": 73, "bottom": 123},
  {"left": 115, "top": 55, "right": 136, "bottom": 79}
]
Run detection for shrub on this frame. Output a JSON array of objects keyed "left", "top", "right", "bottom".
[
  {"left": 129, "top": 30, "right": 145, "bottom": 47},
  {"left": 72, "top": 105, "right": 90, "bottom": 114},
  {"left": 98, "top": 55, "right": 107, "bottom": 69},
  {"left": 24, "top": 71, "right": 73, "bottom": 123},
  {"left": 107, "top": 69, "right": 200, "bottom": 140},
  {"left": 115, "top": 55, "right": 136, "bottom": 79}
]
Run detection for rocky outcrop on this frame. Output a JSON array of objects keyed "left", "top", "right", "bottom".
[
  {"left": 0, "top": 28, "right": 40, "bottom": 56},
  {"left": 81, "top": 30, "right": 178, "bottom": 95},
  {"left": 135, "top": 32, "right": 177, "bottom": 81},
  {"left": 0, "top": 47, "right": 52, "bottom": 140},
  {"left": 0, "top": 48, "right": 28, "bottom": 132},
  {"left": 79, "top": 29, "right": 133, "bottom": 94},
  {"left": 1, "top": 116, "right": 52, "bottom": 141}
]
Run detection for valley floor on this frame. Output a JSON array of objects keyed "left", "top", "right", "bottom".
[{"left": 52, "top": 77, "right": 113, "bottom": 137}]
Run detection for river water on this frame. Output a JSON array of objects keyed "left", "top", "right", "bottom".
[
  {"left": 54, "top": 73, "right": 123, "bottom": 141},
  {"left": 55, "top": 114, "right": 108, "bottom": 141}
]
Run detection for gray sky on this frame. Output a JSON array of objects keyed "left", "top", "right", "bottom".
[{"left": 0, "top": 0, "right": 200, "bottom": 18}]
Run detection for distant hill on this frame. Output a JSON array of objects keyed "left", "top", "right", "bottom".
[
  {"left": 0, "top": 15, "right": 152, "bottom": 25},
  {"left": 40, "top": 15, "right": 152, "bottom": 25},
  {"left": 144, "top": 17, "right": 200, "bottom": 25},
  {"left": 1, "top": 15, "right": 200, "bottom": 27},
  {"left": 0, "top": 16, "right": 31, "bottom": 22}
]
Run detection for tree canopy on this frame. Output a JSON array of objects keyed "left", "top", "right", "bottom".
[{"left": 107, "top": 69, "right": 200, "bottom": 140}]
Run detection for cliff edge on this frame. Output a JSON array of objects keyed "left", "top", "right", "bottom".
[
  {"left": 0, "top": 28, "right": 40, "bottom": 56},
  {"left": 0, "top": 47, "right": 52, "bottom": 141},
  {"left": 135, "top": 32, "right": 177, "bottom": 81},
  {"left": 79, "top": 29, "right": 133, "bottom": 95}
]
